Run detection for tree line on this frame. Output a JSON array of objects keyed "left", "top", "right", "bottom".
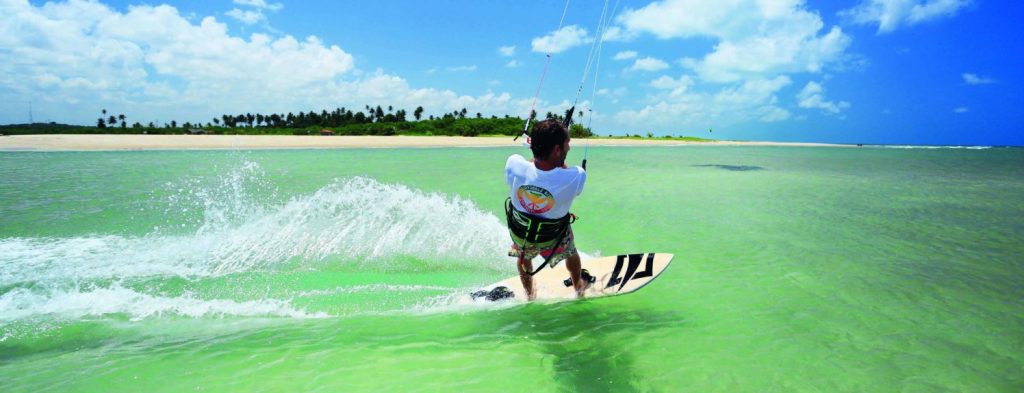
[{"left": 80, "top": 105, "right": 594, "bottom": 138}]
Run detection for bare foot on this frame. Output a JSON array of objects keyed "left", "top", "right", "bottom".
[
  {"left": 575, "top": 280, "right": 590, "bottom": 298},
  {"left": 517, "top": 254, "right": 536, "bottom": 301}
]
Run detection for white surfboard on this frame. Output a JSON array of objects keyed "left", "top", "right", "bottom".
[{"left": 467, "top": 253, "right": 673, "bottom": 303}]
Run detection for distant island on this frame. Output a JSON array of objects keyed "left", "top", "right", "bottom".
[{"left": 0, "top": 105, "right": 714, "bottom": 142}]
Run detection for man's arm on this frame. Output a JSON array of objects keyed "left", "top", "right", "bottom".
[
  {"left": 575, "top": 168, "right": 587, "bottom": 196},
  {"left": 505, "top": 154, "right": 524, "bottom": 186}
]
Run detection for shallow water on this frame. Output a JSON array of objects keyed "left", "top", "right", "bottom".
[{"left": 1, "top": 145, "right": 1022, "bottom": 392}]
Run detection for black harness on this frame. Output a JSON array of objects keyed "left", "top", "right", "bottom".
[{"left": 505, "top": 197, "right": 575, "bottom": 276}]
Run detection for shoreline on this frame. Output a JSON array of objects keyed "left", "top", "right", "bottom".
[{"left": 0, "top": 134, "right": 849, "bottom": 151}]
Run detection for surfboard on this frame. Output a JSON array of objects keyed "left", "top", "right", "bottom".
[{"left": 467, "top": 253, "right": 673, "bottom": 303}]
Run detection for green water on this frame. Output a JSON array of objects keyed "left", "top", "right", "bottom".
[{"left": 1, "top": 145, "right": 1022, "bottom": 392}]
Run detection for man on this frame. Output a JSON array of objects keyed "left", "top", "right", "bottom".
[{"left": 505, "top": 119, "right": 587, "bottom": 300}]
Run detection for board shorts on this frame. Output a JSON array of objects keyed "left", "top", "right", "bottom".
[{"left": 509, "top": 227, "right": 577, "bottom": 267}]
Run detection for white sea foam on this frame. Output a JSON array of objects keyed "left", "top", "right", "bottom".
[
  {"left": 205, "top": 176, "right": 511, "bottom": 275},
  {"left": 0, "top": 285, "right": 326, "bottom": 323},
  {"left": 0, "top": 162, "right": 518, "bottom": 324},
  {"left": 294, "top": 284, "right": 454, "bottom": 297},
  {"left": 0, "top": 174, "right": 511, "bottom": 287},
  {"left": 0, "top": 235, "right": 222, "bottom": 285}
]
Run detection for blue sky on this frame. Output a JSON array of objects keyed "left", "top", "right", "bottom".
[{"left": 1, "top": 0, "right": 1021, "bottom": 145}]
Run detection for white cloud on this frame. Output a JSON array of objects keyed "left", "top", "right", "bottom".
[
  {"left": 531, "top": 25, "right": 590, "bottom": 54},
  {"left": 650, "top": 75, "right": 689, "bottom": 90},
  {"left": 596, "top": 87, "right": 628, "bottom": 100},
  {"left": 619, "top": 0, "right": 852, "bottom": 83},
  {"left": 324, "top": 71, "right": 533, "bottom": 118},
  {"left": 796, "top": 81, "right": 850, "bottom": 114},
  {"left": 226, "top": 8, "right": 263, "bottom": 24},
  {"left": 0, "top": 1, "right": 527, "bottom": 125},
  {"left": 498, "top": 45, "right": 516, "bottom": 56},
  {"left": 606, "top": 1, "right": 849, "bottom": 131},
  {"left": 619, "top": 0, "right": 731, "bottom": 39},
  {"left": 613, "top": 51, "right": 638, "bottom": 60},
  {"left": 840, "top": 0, "right": 972, "bottom": 33},
  {"left": 446, "top": 65, "right": 477, "bottom": 72},
  {"left": 629, "top": 57, "right": 669, "bottom": 72},
  {"left": 233, "top": 0, "right": 283, "bottom": 11},
  {"left": 953, "top": 106, "right": 969, "bottom": 113},
  {"left": 505, "top": 60, "right": 522, "bottom": 68},
  {"left": 650, "top": 75, "right": 694, "bottom": 97},
  {"left": 601, "top": 26, "right": 638, "bottom": 42},
  {"left": 962, "top": 73, "right": 995, "bottom": 85},
  {"left": 227, "top": 0, "right": 282, "bottom": 25},
  {"left": 616, "top": 76, "right": 793, "bottom": 129}
]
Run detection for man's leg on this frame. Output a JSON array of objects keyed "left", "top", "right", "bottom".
[
  {"left": 565, "top": 252, "right": 587, "bottom": 297},
  {"left": 516, "top": 253, "right": 536, "bottom": 301}
]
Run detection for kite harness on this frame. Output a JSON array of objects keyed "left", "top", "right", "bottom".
[{"left": 505, "top": 198, "right": 576, "bottom": 276}]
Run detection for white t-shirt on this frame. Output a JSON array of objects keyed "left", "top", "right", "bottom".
[{"left": 505, "top": 154, "right": 586, "bottom": 219}]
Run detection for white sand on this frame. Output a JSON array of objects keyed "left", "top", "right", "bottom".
[{"left": 0, "top": 134, "right": 847, "bottom": 151}]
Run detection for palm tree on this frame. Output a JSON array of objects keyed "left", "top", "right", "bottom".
[{"left": 414, "top": 106, "right": 423, "bottom": 121}]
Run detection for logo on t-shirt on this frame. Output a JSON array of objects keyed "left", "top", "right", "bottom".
[{"left": 516, "top": 185, "right": 554, "bottom": 214}]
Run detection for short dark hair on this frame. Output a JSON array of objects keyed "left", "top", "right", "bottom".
[{"left": 530, "top": 119, "right": 567, "bottom": 160}]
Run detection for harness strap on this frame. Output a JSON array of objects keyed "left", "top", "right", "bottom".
[
  {"left": 505, "top": 198, "right": 575, "bottom": 276},
  {"left": 526, "top": 216, "right": 542, "bottom": 243}
]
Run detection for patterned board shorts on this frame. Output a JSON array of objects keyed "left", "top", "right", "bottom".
[{"left": 509, "top": 227, "right": 577, "bottom": 266}]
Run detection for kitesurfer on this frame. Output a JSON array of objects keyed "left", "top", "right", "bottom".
[{"left": 505, "top": 119, "right": 587, "bottom": 300}]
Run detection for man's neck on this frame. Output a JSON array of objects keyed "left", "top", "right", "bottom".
[{"left": 533, "top": 158, "right": 564, "bottom": 171}]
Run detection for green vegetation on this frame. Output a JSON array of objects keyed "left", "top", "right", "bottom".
[
  {"left": 1, "top": 122, "right": 91, "bottom": 134},
  {"left": 672, "top": 136, "right": 715, "bottom": 142},
  {"left": 599, "top": 133, "right": 715, "bottom": 142},
  {"left": 0, "top": 105, "right": 715, "bottom": 141}
]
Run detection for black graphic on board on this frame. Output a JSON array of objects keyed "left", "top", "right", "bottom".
[
  {"left": 605, "top": 253, "right": 655, "bottom": 291},
  {"left": 632, "top": 253, "right": 655, "bottom": 280},
  {"left": 606, "top": 255, "right": 626, "bottom": 288}
]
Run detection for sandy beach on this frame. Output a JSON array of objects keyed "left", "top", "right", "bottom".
[{"left": 0, "top": 134, "right": 847, "bottom": 151}]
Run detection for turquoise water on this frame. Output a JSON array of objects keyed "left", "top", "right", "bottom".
[{"left": 1, "top": 145, "right": 1022, "bottom": 392}]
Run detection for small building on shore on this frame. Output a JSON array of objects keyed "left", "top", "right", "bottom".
[
  {"left": 188, "top": 128, "right": 206, "bottom": 135},
  {"left": 320, "top": 129, "right": 334, "bottom": 136}
]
